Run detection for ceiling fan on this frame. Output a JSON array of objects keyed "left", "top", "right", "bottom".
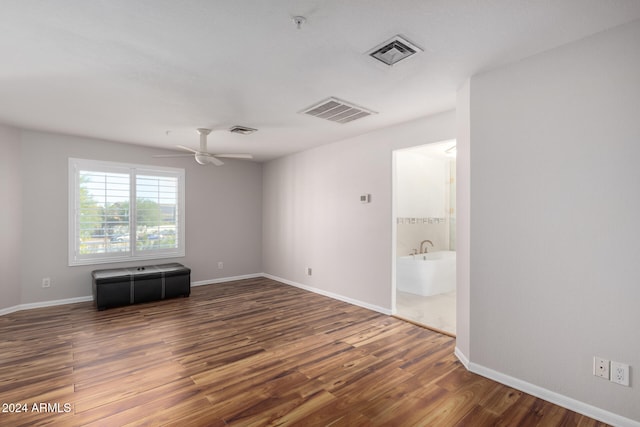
[{"left": 153, "top": 128, "right": 253, "bottom": 166}]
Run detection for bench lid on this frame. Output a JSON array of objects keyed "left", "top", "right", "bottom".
[{"left": 92, "top": 263, "right": 189, "bottom": 282}]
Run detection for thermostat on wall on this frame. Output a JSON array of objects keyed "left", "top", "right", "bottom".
[{"left": 360, "top": 194, "right": 371, "bottom": 203}]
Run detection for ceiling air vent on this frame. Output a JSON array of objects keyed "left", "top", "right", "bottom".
[
  {"left": 368, "top": 35, "right": 422, "bottom": 66},
  {"left": 301, "top": 97, "right": 376, "bottom": 124},
  {"left": 229, "top": 125, "right": 257, "bottom": 135}
]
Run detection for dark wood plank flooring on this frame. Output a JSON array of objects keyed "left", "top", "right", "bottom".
[{"left": 0, "top": 277, "right": 609, "bottom": 426}]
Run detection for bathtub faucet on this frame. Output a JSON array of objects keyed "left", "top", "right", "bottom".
[{"left": 419, "top": 240, "right": 434, "bottom": 253}]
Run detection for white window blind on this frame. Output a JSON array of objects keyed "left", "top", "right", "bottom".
[{"left": 69, "top": 158, "right": 185, "bottom": 266}]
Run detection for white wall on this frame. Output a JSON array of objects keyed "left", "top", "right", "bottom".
[
  {"left": 455, "top": 79, "right": 471, "bottom": 360},
  {"left": 468, "top": 20, "right": 640, "bottom": 422},
  {"left": 396, "top": 151, "right": 447, "bottom": 218},
  {"left": 17, "top": 130, "right": 263, "bottom": 304},
  {"left": 262, "top": 111, "right": 456, "bottom": 312},
  {"left": 0, "top": 125, "right": 23, "bottom": 310}
]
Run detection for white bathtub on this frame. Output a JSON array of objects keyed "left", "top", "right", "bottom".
[{"left": 396, "top": 251, "right": 456, "bottom": 296}]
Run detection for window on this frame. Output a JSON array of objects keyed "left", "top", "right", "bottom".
[{"left": 69, "top": 158, "right": 185, "bottom": 266}]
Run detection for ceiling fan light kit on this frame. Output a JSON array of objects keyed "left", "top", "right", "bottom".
[{"left": 194, "top": 152, "right": 224, "bottom": 166}]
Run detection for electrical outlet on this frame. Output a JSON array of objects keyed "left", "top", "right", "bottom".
[
  {"left": 307, "top": 267, "right": 312, "bottom": 276},
  {"left": 42, "top": 277, "right": 51, "bottom": 288},
  {"left": 610, "top": 361, "right": 630, "bottom": 386},
  {"left": 593, "top": 356, "right": 610, "bottom": 379},
  {"left": 217, "top": 262, "right": 223, "bottom": 269}
]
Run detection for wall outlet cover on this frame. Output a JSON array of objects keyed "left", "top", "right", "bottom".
[{"left": 610, "top": 361, "right": 630, "bottom": 386}]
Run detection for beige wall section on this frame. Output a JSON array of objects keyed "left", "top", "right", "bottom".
[
  {"left": 0, "top": 124, "right": 23, "bottom": 310},
  {"left": 262, "top": 111, "right": 456, "bottom": 311},
  {"left": 18, "top": 130, "right": 263, "bottom": 304},
  {"left": 469, "top": 20, "right": 640, "bottom": 421}
]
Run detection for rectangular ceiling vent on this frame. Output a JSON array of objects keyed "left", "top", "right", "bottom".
[
  {"left": 301, "top": 97, "right": 376, "bottom": 124},
  {"left": 368, "top": 35, "right": 422, "bottom": 66},
  {"left": 229, "top": 125, "right": 257, "bottom": 135}
]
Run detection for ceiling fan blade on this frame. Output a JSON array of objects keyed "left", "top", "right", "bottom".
[
  {"left": 213, "top": 153, "right": 253, "bottom": 159},
  {"left": 176, "top": 144, "right": 198, "bottom": 154},
  {"left": 206, "top": 156, "right": 224, "bottom": 166},
  {"left": 152, "top": 153, "right": 194, "bottom": 158}
]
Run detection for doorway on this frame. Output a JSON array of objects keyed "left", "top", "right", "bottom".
[{"left": 392, "top": 140, "right": 457, "bottom": 335}]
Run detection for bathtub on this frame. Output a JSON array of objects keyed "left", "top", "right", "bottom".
[{"left": 396, "top": 251, "right": 456, "bottom": 296}]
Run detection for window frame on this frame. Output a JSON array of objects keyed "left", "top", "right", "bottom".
[{"left": 68, "top": 158, "right": 185, "bottom": 266}]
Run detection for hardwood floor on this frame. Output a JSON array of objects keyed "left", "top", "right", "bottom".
[{"left": 0, "top": 277, "right": 609, "bottom": 426}]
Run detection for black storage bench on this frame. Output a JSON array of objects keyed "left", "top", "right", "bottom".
[{"left": 91, "top": 263, "right": 190, "bottom": 310}]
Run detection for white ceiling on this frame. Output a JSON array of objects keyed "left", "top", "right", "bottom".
[{"left": 2, "top": 1, "right": 640, "bottom": 162}]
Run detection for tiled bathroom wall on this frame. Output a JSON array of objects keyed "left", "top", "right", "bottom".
[{"left": 396, "top": 219, "right": 449, "bottom": 256}]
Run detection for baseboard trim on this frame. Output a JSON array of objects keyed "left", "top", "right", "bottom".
[
  {"left": 454, "top": 346, "right": 470, "bottom": 369},
  {"left": 0, "top": 273, "right": 390, "bottom": 317},
  {"left": 191, "top": 273, "right": 263, "bottom": 287},
  {"left": 262, "top": 273, "right": 392, "bottom": 315},
  {"left": 0, "top": 296, "right": 94, "bottom": 316},
  {"left": 0, "top": 305, "right": 22, "bottom": 316},
  {"left": 455, "top": 346, "right": 640, "bottom": 427}
]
